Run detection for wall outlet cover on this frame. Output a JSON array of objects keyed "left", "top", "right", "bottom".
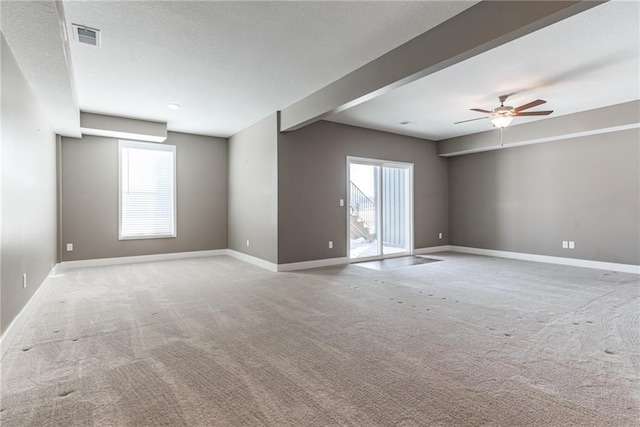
[{"left": 562, "top": 241, "right": 568, "bottom": 249}]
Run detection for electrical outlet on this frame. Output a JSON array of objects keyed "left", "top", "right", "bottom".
[
  {"left": 328, "top": 241, "right": 333, "bottom": 249},
  {"left": 569, "top": 241, "right": 575, "bottom": 249},
  {"left": 562, "top": 241, "right": 568, "bottom": 249},
  {"left": 438, "top": 232, "right": 443, "bottom": 239},
  {"left": 246, "top": 240, "right": 250, "bottom": 247},
  {"left": 66, "top": 243, "right": 73, "bottom": 252},
  {"left": 23, "top": 273, "right": 27, "bottom": 289},
  {"left": 339, "top": 199, "right": 344, "bottom": 207}
]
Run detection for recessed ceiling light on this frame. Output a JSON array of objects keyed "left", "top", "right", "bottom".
[{"left": 167, "top": 103, "right": 181, "bottom": 110}]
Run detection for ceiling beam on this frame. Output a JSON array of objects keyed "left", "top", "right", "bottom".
[
  {"left": 1, "top": 0, "right": 81, "bottom": 137},
  {"left": 437, "top": 100, "right": 640, "bottom": 157},
  {"left": 80, "top": 113, "right": 167, "bottom": 143},
  {"left": 279, "top": 1, "right": 605, "bottom": 133}
]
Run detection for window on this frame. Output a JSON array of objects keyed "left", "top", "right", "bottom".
[{"left": 119, "top": 140, "right": 176, "bottom": 240}]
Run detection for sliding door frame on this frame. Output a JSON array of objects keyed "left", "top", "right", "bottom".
[{"left": 346, "top": 156, "right": 414, "bottom": 263}]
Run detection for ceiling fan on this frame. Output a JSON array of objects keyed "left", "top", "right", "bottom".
[{"left": 455, "top": 95, "right": 553, "bottom": 129}]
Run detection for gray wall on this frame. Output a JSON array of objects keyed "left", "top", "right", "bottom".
[
  {"left": 1, "top": 34, "right": 57, "bottom": 333},
  {"left": 448, "top": 129, "right": 640, "bottom": 265},
  {"left": 60, "top": 132, "right": 228, "bottom": 261},
  {"left": 278, "top": 120, "right": 448, "bottom": 264},
  {"left": 228, "top": 113, "right": 278, "bottom": 263}
]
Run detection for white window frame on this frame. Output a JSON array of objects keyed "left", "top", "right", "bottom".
[{"left": 118, "top": 140, "right": 177, "bottom": 240}]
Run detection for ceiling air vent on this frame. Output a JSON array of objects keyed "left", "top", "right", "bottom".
[{"left": 72, "top": 24, "right": 100, "bottom": 47}]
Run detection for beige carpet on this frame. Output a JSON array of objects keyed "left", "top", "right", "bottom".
[{"left": 1, "top": 252, "right": 638, "bottom": 426}]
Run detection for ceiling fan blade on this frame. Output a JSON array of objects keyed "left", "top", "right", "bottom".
[
  {"left": 470, "top": 108, "right": 492, "bottom": 114},
  {"left": 514, "top": 99, "right": 546, "bottom": 112},
  {"left": 515, "top": 110, "right": 553, "bottom": 116},
  {"left": 454, "top": 117, "right": 489, "bottom": 124}
]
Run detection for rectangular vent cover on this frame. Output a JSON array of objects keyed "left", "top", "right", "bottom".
[{"left": 72, "top": 24, "right": 100, "bottom": 47}]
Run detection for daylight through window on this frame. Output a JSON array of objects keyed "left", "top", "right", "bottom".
[{"left": 119, "top": 140, "right": 176, "bottom": 239}]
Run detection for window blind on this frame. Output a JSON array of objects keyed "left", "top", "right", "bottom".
[{"left": 119, "top": 140, "right": 176, "bottom": 239}]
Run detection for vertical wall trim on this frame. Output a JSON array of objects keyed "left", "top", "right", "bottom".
[
  {"left": 56, "top": 134, "right": 63, "bottom": 263},
  {"left": 275, "top": 111, "right": 280, "bottom": 264}
]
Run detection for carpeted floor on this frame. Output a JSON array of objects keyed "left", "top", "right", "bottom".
[{"left": 1, "top": 252, "right": 638, "bottom": 426}]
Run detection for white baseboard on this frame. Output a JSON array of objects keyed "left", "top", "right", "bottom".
[
  {"left": 226, "top": 250, "right": 278, "bottom": 272},
  {"left": 54, "top": 245, "right": 640, "bottom": 276},
  {"left": 59, "top": 249, "right": 227, "bottom": 270},
  {"left": 0, "top": 265, "right": 58, "bottom": 360},
  {"left": 277, "top": 257, "right": 349, "bottom": 272},
  {"left": 414, "top": 245, "right": 452, "bottom": 255},
  {"left": 450, "top": 246, "right": 640, "bottom": 274},
  {"left": 226, "top": 251, "right": 348, "bottom": 272}
]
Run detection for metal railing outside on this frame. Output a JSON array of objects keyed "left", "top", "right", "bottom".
[{"left": 349, "top": 182, "right": 375, "bottom": 234}]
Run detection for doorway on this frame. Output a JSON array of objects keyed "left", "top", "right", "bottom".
[{"left": 347, "top": 157, "right": 413, "bottom": 261}]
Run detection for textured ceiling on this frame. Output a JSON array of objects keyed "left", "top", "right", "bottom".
[
  {"left": 62, "top": 1, "right": 477, "bottom": 137},
  {"left": 328, "top": 1, "right": 640, "bottom": 141},
  {"left": 7, "top": 1, "right": 637, "bottom": 141},
  {"left": 1, "top": 1, "right": 80, "bottom": 136}
]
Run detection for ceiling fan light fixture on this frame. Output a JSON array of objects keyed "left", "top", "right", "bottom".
[
  {"left": 457, "top": 95, "right": 552, "bottom": 129},
  {"left": 491, "top": 115, "right": 513, "bottom": 129}
]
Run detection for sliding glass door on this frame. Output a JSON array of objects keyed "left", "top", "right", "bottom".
[
  {"left": 348, "top": 157, "right": 413, "bottom": 261},
  {"left": 349, "top": 163, "right": 381, "bottom": 259},
  {"left": 382, "top": 165, "right": 411, "bottom": 257}
]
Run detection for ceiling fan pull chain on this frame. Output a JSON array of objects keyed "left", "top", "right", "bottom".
[{"left": 500, "top": 127, "right": 504, "bottom": 147}]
